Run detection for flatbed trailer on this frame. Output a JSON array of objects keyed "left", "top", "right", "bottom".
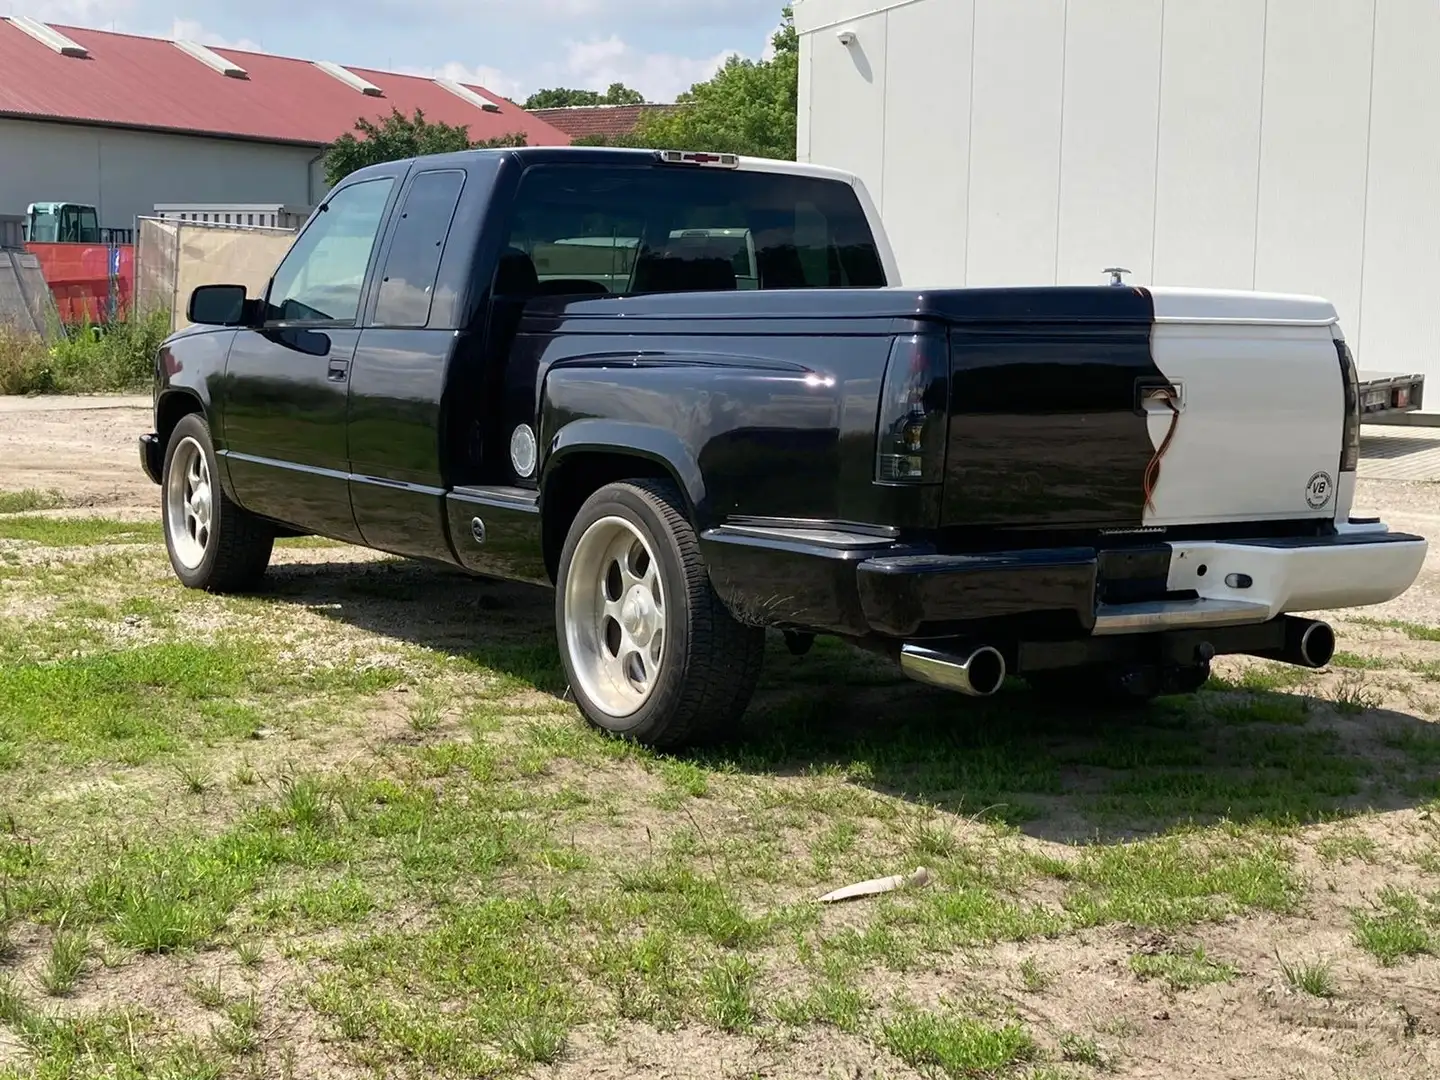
[{"left": 1357, "top": 371, "right": 1425, "bottom": 421}]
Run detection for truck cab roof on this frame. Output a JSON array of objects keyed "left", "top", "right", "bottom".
[{"left": 334, "top": 146, "right": 873, "bottom": 191}]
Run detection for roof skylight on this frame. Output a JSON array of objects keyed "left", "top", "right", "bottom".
[
  {"left": 173, "top": 38, "right": 248, "bottom": 79},
  {"left": 9, "top": 15, "right": 89, "bottom": 58},
  {"left": 313, "top": 60, "right": 383, "bottom": 96}
]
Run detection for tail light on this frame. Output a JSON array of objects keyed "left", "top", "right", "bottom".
[
  {"left": 875, "top": 333, "right": 949, "bottom": 484},
  {"left": 1335, "top": 338, "right": 1360, "bottom": 472}
]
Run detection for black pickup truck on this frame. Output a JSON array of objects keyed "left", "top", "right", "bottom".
[{"left": 139, "top": 146, "right": 1426, "bottom": 747}]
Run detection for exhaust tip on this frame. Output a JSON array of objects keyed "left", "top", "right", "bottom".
[
  {"left": 900, "top": 644, "right": 1008, "bottom": 697},
  {"left": 1300, "top": 621, "right": 1336, "bottom": 668},
  {"left": 965, "top": 646, "right": 1007, "bottom": 696}
]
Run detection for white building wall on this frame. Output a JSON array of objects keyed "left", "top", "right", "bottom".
[
  {"left": 965, "top": 0, "right": 1064, "bottom": 287},
  {"left": 1151, "top": 0, "right": 1266, "bottom": 291},
  {"left": 0, "top": 118, "right": 325, "bottom": 234},
  {"left": 796, "top": 0, "right": 1440, "bottom": 389}
]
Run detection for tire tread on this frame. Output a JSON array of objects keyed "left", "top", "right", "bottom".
[
  {"left": 559, "top": 478, "right": 765, "bottom": 748},
  {"left": 164, "top": 414, "right": 274, "bottom": 593}
]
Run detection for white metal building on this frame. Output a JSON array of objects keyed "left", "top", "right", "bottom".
[{"left": 795, "top": 0, "right": 1440, "bottom": 397}]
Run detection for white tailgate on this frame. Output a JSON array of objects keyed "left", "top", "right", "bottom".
[{"left": 1145, "top": 288, "right": 1344, "bottom": 528}]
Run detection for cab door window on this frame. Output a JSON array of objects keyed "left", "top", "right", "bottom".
[{"left": 266, "top": 178, "right": 394, "bottom": 324}]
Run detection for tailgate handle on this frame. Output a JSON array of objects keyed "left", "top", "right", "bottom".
[{"left": 1137, "top": 379, "right": 1183, "bottom": 414}]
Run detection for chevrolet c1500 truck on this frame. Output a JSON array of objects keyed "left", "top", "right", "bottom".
[{"left": 139, "top": 146, "right": 1428, "bottom": 748}]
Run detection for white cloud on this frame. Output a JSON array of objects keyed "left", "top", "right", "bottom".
[
  {"left": 16, "top": 0, "right": 137, "bottom": 26},
  {"left": 168, "top": 17, "right": 260, "bottom": 51},
  {"left": 760, "top": 19, "right": 784, "bottom": 61},
  {"left": 547, "top": 34, "right": 735, "bottom": 102},
  {"left": 414, "top": 33, "right": 738, "bottom": 105},
  {"left": 402, "top": 60, "right": 527, "bottom": 101}
]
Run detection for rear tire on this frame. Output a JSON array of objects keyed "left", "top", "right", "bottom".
[
  {"left": 555, "top": 478, "right": 765, "bottom": 748},
  {"left": 162, "top": 413, "right": 274, "bottom": 593}
]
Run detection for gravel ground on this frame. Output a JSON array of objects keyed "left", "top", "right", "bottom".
[{"left": 1341, "top": 478, "right": 1440, "bottom": 624}]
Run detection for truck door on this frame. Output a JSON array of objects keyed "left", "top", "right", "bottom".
[
  {"left": 348, "top": 164, "right": 478, "bottom": 564},
  {"left": 221, "top": 173, "right": 399, "bottom": 541}
]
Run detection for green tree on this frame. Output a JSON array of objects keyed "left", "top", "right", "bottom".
[
  {"left": 324, "top": 107, "right": 527, "bottom": 186},
  {"left": 524, "top": 83, "right": 645, "bottom": 109},
  {"left": 599, "top": 6, "right": 799, "bottom": 160}
]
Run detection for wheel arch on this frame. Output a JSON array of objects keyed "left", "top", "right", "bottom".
[
  {"left": 540, "top": 429, "right": 702, "bottom": 583},
  {"left": 156, "top": 389, "right": 205, "bottom": 449}
]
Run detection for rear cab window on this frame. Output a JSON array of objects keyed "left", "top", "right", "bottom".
[{"left": 496, "top": 164, "right": 887, "bottom": 297}]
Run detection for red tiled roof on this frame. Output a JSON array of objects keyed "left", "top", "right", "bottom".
[
  {"left": 0, "top": 18, "right": 571, "bottom": 148},
  {"left": 529, "top": 104, "right": 679, "bottom": 140}
]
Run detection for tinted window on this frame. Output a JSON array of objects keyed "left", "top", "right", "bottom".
[
  {"left": 497, "top": 165, "right": 886, "bottom": 298},
  {"left": 266, "top": 178, "right": 393, "bottom": 323},
  {"left": 375, "top": 169, "right": 466, "bottom": 327}
]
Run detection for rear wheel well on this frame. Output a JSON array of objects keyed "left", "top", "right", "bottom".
[
  {"left": 157, "top": 392, "right": 204, "bottom": 450},
  {"left": 541, "top": 452, "right": 682, "bottom": 580}
]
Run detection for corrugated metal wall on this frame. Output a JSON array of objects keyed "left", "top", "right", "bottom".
[{"left": 797, "top": 0, "right": 1440, "bottom": 388}]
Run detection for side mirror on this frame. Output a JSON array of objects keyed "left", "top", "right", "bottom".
[{"left": 187, "top": 284, "right": 250, "bottom": 326}]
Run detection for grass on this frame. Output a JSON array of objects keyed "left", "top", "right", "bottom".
[
  {"left": 1351, "top": 888, "right": 1439, "bottom": 965},
  {"left": 1351, "top": 617, "right": 1440, "bottom": 643},
  {"left": 1038, "top": 835, "right": 1301, "bottom": 929},
  {"left": 38, "top": 928, "right": 88, "bottom": 995},
  {"left": 1129, "top": 946, "right": 1236, "bottom": 991},
  {"left": 1331, "top": 672, "right": 1384, "bottom": 715},
  {"left": 0, "top": 637, "right": 405, "bottom": 768},
  {"left": 1058, "top": 1032, "right": 1111, "bottom": 1069},
  {"left": 0, "top": 515, "right": 158, "bottom": 545},
  {"left": 881, "top": 1008, "right": 1037, "bottom": 1078},
  {"left": 0, "top": 312, "right": 169, "bottom": 395},
  {"left": 1017, "top": 957, "right": 1052, "bottom": 993},
  {"left": 1315, "top": 831, "right": 1380, "bottom": 865},
  {"left": 1276, "top": 953, "right": 1336, "bottom": 998},
  {"left": 0, "top": 518, "right": 1436, "bottom": 1077},
  {"left": 0, "top": 987, "right": 225, "bottom": 1078},
  {"left": 0, "top": 488, "right": 66, "bottom": 514}
]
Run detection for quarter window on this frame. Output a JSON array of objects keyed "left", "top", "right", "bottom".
[
  {"left": 374, "top": 170, "right": 467, "bottom": 327},
  {"left": 266, "top": 178, "right": 393, "bottom": 323}
]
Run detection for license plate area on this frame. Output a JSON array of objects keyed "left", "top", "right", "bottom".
[{"left": 1095, "top": 545, "right": 1189, "bottom": 606}]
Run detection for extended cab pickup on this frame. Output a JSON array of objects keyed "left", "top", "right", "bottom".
[{"left": 139, "top": 146, "right": 1428, "bottom": 747}]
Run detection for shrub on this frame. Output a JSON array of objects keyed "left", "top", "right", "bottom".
[{"left": 0, "top": 311, "right": 168, "bottom": 395}]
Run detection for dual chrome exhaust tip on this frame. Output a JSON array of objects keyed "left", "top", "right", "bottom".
[{"left": 897, "top": 615, "right": 1337, "bottom": 699}]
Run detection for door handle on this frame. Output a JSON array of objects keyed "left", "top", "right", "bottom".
[{"left": 327, "top": 359, "right": 349, "bottom": 383}]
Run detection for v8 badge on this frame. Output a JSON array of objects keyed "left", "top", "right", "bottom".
[{"left": 1305, "top": 471, "right": 1334, "bottom": 509}]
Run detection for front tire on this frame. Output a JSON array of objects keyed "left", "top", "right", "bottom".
[
  {"left": 555, "top": 479, "right": 765, "bottom": 748},
  {"left": 162, "top": 414, "right": 274, "bottom": 592}
]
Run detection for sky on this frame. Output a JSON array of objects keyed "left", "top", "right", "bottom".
[{"left": 8, "top": 0, "right": 789, "bottom": 102}]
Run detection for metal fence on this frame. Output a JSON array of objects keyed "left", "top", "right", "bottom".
[
  {"left": 135, "top": 216, "right": 297, "bottom": 331},
  {"left": 0, "top": 216, "right": 23, "bottom": 251},
  {"left": 0, "top": 250, "right": 58, "bottom": 338}
]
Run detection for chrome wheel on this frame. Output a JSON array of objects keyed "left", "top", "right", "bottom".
[
  {"left": 564, "top": 515, "right": 666, "bottom": 719},
  {"left": 165, "top": 436, "right": 212, "bottom": 570}
]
